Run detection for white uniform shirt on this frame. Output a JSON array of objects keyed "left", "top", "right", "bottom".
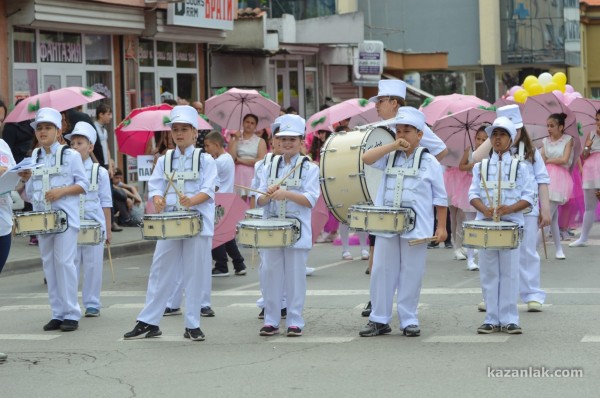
[
  {"left": 258, "top": 153, "right": 320, "bottom": 249},
  {"left": 24, "top": 142, "right": 89, "bottom": 229},
  {"left": 512, "top": 147, "right": 550, "bottom": 218},
  {"left": 422, "top": 125, "right": 447, "bottom": 157},
  {"left": 371, "top": 148, "right": 447, "bottom": 239},
  {"left": 148, "top": 145, "right": 217, "bottom": 237},
  {"left": 468, "top": 151, "right": 535, "bottom": 227},
  {"left": 214, "top": 152, "right": 235, "bottom": 194},
  {"left": 81, "top": 158, "right": 112, "bottom": 235},
  {"left": 0, "top": 139, "right": 16, "bottom": 236},
  {"left": 250, "top": 153, "right": 273, "bottom": 199}
]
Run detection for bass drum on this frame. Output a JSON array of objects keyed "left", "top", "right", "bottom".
[{"left": 319, "top": 126, "right": 395, "bottom": 223}]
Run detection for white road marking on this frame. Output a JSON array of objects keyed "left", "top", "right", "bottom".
[
  {"left": 0, "top": 304, "right": 49, "bottom": 311},
  {"left": 423, "top": 335, "right": 510, "bottom": 343},
  {"left": 0, "top": 334, "right": 61, "bottom": 341},
  {"left": 580, "top": 335, "right": 600, "bottom": 342},
  {"left": 269, "top": 336, "right": 356, "bottom": 343}
]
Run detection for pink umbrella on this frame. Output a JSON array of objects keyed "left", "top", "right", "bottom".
[
  {"left": 5, "top": 86, "right": 105, "bottom": 123},
  {"left": 121, "top": 110, "right": 213, "bottom": 132},
  {"left": 306, "top": 98, "right": 378, "bottom": 135},
  {"left": 213, "top": 193, "right": 250, "bottom": 249},
  {"left": 493, "top": 98, "right": 521, "bottom": 110},
  {"left": 521, "top": 93, "right": 582, "bottom": 169},
  {"left": 568, "top": 97, "right": 600, "bottom": 145},
  {"left": 115, "top": 104, "right": 172, "bottom": 157},
  {"left": 205, "top": 88, "right": 281, "bottom": 131},
  {"left": 419, "top": 94, "right": 492, "bottom": 126},
  {"left": 432, "top": 107, "right": 496, "bottom": 167}
]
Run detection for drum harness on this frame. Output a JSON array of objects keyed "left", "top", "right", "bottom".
[
  {"left": 513, "top": 142, "right": 536, "bottom": 213},
  {"left": 480, "top": 155, "right": 520, "bottom": 209},
  {"left": 79, "top": 163, "right": 100, "bottom": 219},
  {"left": 164, "top": 148, "right": 204, "bottom": 211},
  {"left": 267, "top": 154, "right": 309, "bottom": 235},
  {"left": 31, "top": 145, "right": 67, "bottom": 211}
]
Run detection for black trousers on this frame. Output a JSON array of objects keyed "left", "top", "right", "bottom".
[{"left": 212, "top": 238, "right": 245, "bottom": 272}]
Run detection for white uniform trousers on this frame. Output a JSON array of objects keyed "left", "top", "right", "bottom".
[
  {"left": 261, "top": 248, "right": 308, "bottom": 328},
  {"left": 479, "top": 248, "right": 520, "bottom": 326},
  {"left": 165, "top": 260, "right": 212, "bottom": 310},
  {"left": 369, "top": 236, "right": 426, "bottom": 328},
  {"left": 519, "top": 216, "right": 546, "bottom": 304},
  {"left": 38, "top": 228, "right": 81, "bottom": 321},
  {"left": 137, "top": 234, "right": 211, "bottom": 329},
  {"left": 256, "top": 250, "right": 287, "bottom": 309},
  {"left": 74, "top": 243, "right": 104, "bottom": 309}
]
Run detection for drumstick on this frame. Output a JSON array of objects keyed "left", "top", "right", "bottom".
[
  {"left": 495, "top": 160, "right": 501, "bottom": 222},
  {"left": 163, "top": 171, "right": 175, "bottom": 196},
  {"left": 277, "top": 162, "right": 304, "bottom": 186},
  {"left": 163, "top": 171, "right": 183, "bottom": 197},
  {"left": 409, "top": 236, "right": 437, "bottom": 246},
  {"left": 234, "top": 184, "right": 268, "bottom": 196},
  {"left": 480, "top": 173, "right": 494, "bottom": 216},
  {"left": 540, "top": 226, "right": 548, "bottom": 261},
  {"left": 106, "top": 243, "right": 116, "bottom": 283}
]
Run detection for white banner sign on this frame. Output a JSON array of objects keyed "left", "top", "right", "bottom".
[
  {"left": 167, "top": 0, "right": 234, "bottom": 31},
  {"left": 136, "top": 155, "right": 155, "bottom": 182}
]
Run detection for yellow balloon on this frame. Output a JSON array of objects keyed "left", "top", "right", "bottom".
[
  {"left": 523, "top": 75, "right": 538, "bottom": 90},
  {"left": 514, "top": 89, "right": 529, "bottom": 103},
  {"left": 527, "top": 83, "right": 544, "bottom": 96},
  {"left": 552, "top": 72, "right": 567, "bottom": 86},
  {"left": 557, "top": 83, "right": 566, "bottom": 93},
  {"left": 544, "top": 82, "right": 559, "bottom": 93}
]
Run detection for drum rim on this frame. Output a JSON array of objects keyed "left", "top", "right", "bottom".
[
  {"left": 238, "top": 219, "right": 295, "bottom": 227},
  {"left": 143, "top": 211, "right": 200, "bottom": 219}
]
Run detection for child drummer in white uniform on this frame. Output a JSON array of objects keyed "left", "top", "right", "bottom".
[
  {"left": 359, "top": 107, "right": 448, "bottom": 337},
  {"left": 469, "top": 117, "right": 534, "bottom": 334},
  {"left": 65, "top": 122, "right": 112, "bottom": 317},
  {"left": 123, "top": 105, "right": 217, "bottom": 341},
  {"left": 20, "top": 108, "right": 89, "bottom": 332},
  {"left": 256, "top": 114, "right": 320, "bottom": 337}
]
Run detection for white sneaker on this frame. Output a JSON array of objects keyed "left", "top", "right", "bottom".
[
  {"left": 305, "top": 267, "right": 315, "bottom": 276},
  {"left": 569, "top": 239, "right": 587, "bottom": 248},
  {"left": 342, "top": 251, "right": 353, "bottom": 260},
  {"left": 454, "top": 249, "right": 467, "bottom": 260},
  {"left": 316, "top": 232, "right": 332, "bottom": 243},
  {"left": 555, "top": 250, "right": 566, "bottom": 260},
  {"left": 360, "top": 249, "right": 370, "bottom": 260},
  {"left": 467, "top": 260, "right": 479, "bottom": 271}
]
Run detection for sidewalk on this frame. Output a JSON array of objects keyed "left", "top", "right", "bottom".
[{"left": 2, "top": 225, "right": 154, "bottom": 275}]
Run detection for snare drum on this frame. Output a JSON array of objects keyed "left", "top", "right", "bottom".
[
  {"left": 348, "top": 205, "right": 416, "bottom": 233},
  {"left": 78, "top": 220, "right": 102, "bottom": 245},
  {"left": 142, "top": 211, "right": 203, "bottom": 240},
  {"left": 244, "top": 208, "right": 264, "bottom": 220},
  {"left": 236, "top": 219, "right": 299, "bottom": 248},
  {"left": 12, "top": 210, "right": 68, "bottom": 236},
  {"left": 320, "top": 126, "right": 395, "bottom": 223},
  {"left": 462, "top": 220, "right": 521, "bottom": 249}
]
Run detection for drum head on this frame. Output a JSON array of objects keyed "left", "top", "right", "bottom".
[
  {"left": 239, "top": 219, "right": 293, "bottom": 228},
  {"left": 362, "top": 126, "right": 395, "bottom": 202}
]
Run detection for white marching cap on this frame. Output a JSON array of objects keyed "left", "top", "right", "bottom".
[
  {"left": 64, "top": 121, "right": 97, "bottom": 145},
  {"left": 271, "top": 114, "right": 306, "bottom": 137},
  {"left": 166, "top": 105, "right": 199, "bottom": 129},
  {"left": 30, "top": 107, "right": 62, "bottom": 130},
  {"left": 485, "top": 116, "right": 517, "bottom": 142},
  {"left": 496, "top": 104, "right": 523, "bottom": 128},
  {"left": 392, "top": 106, "right": 425, "bottom": 132},
  {"left": 368, "top": 80, "right": 407, "bottom": 103}
]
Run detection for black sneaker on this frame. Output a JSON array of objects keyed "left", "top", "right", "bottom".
[
  {"left": 201, "top": 306, "right": 215, "bottom": 317},
  {"left": 60, "top": 319, "right": 79, "bottom": 332},
  {"left": 444, "top": 242, "right": 453, "bottom": 249},
  {"left": 123, "top": 321, "right": 162, "bottom": 339},
  {"left": 259, "top": 325, "right": 280, "bottom": 336},
  {"left": 501, "top": 323, "right": 522, "bottom": 334},
  {"left": 258, "top": 308, "right": 265, "bottom": 319},
  {"left": 43, "top": 319, "right": 63, "bottom": 331},
  {"left": 402, "top": 324, "right": 420, "bottom": 337},
  {"left": 361, "top": 301, "right": 372, "bottom": 317},
  {"left": 477, "top": 323, "right": 500, "bottom": 334},
  {"left": 427, "top": 242, "right": 439, "bottom": 249},
  {"left": 281, "top": 308, "right": 287, "bottom": 319},
  {"left": 184, "top": 328, "right": 205, "bottom": 341},
  {"left": 286, "top": 326, "right": 303, "bottom": 337},
  {"left": 359, "top": 321, "right": 392, "bottom": 337},
  {"left": 212, "top": 269, "right": 230, "bottom": 277},
  {"left": 163, "top": 307, "right": 182, "bottom": 316},
  {"left": 365, "top": 266, "right": 370, "bottom": 275},
  {"left": 234, "top": 268, "right": 247, "bottom": 276}
]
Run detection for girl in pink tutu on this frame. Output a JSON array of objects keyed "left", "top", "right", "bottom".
[
  {"left": 541, "top": 113, "right": 574, "bottom": 259},
  {"left": 570, "top": 109, "right": 600, "bottom": 247},
  {"left": 455, "top": 126, "right": 489, "bottom": 270}
]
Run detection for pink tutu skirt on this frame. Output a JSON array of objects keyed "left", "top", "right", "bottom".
[
  {"left": 582, "top": 152, "right": 600, "bottom": 189},
  {"left": 547, "top": 164, "right": 573, "bottom": 205},
  {"left": 444, "top": 167, "right": 473, "bottom": 211},
  {"left": 234, "top": 164, "right": 256, "bottom": 196},
  {"left": 558, "top": 168, "right": 584, "bottom": 229}
]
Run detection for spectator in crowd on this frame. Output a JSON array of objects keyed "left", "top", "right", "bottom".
[
  {"left": 93, "top": 104, "right": 115, "bottom": 177},
  {"left": 112, "top": 169, "right": 142, "bottom": 227}
]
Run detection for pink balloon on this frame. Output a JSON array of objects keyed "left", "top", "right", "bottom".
[
  {"left": 572, "top": 92, "right": 583, "bottom": 99},
  {"left": 508, "top": 86, "right": 522, "bottom": 96},
  {"left": 565, "top": 84, "right": 575, "bottom": 94},
  {"left": 552, "top": 90, "right": 565, "bottom": 104},
  {"left": 507, "top": 95, "right": 515, "bottom": 101},
  {"left": 562, "top": 93, "right": 575, "bottom": 106}
]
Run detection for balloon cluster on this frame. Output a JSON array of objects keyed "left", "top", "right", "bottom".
[{"left": 505, "top": 72, "right": 582, "bottom": 105}]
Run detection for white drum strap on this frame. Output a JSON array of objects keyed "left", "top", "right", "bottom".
[
  {"left": 31, "top": 145, "right": 66, "bottom": 211},
  {"left": 267, "top": 155, "right": 308, "bottom": 219},
  {"left": 164, "top": 149, "right": 203, "bottom": 211},
  {"left": 516, "top": 142, "right": 525, "bottom": 161},
  {"left": 481, "top": 158, "right": 520, "bottom": 193},
  {"left": 385, "top": 147, "right": 426, "bottom": 208},
  {"left": 79, "top": 163, "right": 100, "bottom": 218}
]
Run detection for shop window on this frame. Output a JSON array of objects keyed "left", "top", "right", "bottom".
[
  {"left": 176, "top": 43, "right": 196, "bottom": 68},
  {"left": 86, "top": 35, "right": 112, "bottom": 65},
  {"left": 156, "top": 41, "right": 174, "bottom": 67},
  {"left": 13, "top": 27, "right": 36, "bottom": 63},
  {"left": 177, "top": 74, "right": 197, "bottom": 103},
  {"left": 141, "top": 73, "right": 155, "bottom": 107},
  {"left": 139, "top": 39, "right": 154, "bottom": 67},
  {"left": 87, "top": 71, "right": 113, "bottom": 109},
  {"left": 12, "top": 69, "right": 38, "bottom": 102},
  {"left": 39, "top": 31, "right": 82, "bottom": 64},
  {"left": 591, "top": 87, "right": 600, "bottom": 99}
]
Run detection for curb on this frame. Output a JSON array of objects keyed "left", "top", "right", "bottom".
[{"left": 2, "top": 240, "right": 156, "bottom": 276}]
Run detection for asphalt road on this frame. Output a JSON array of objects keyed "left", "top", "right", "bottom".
[{"left": 1, "top": 238, "right": 599, "bottom": 397}]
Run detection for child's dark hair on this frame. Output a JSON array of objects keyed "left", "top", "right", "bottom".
[
  {"left": 96, "top": 103, "right": 111, "bottom": 119},
  {"left": 309, "top": 130, "right": 331, "bottom": 160},
  {"left": 548, "top": 112, "right": 567, "bottom": 128},
  {"left": 512, "top": 125, "right": 535, "bottom": 163},
  {"left": 243, "top": 113, "right": 259, "bottom": 124}
]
